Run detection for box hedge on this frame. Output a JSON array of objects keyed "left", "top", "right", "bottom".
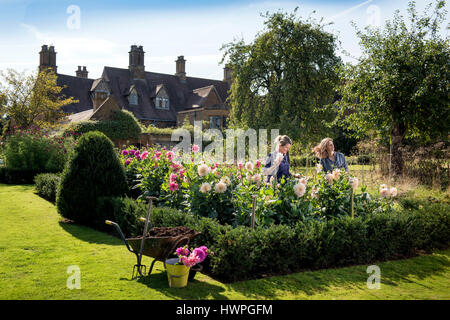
[
  {"left": 147, "top": 202, "right": 450, "bottom": 283},
  {"left": 56, "top": 131, "right": 128, "bottom": 229}
]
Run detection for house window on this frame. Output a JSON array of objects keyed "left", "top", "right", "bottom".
[
  {"left": 155, "top": 97, "right": 169, "bottom": 110},
  {"left": 129, "top": 92, "right": 138, "bottom": 105},
  {"left": 209, "top": 116, "right": 221, "bottom": 129}
]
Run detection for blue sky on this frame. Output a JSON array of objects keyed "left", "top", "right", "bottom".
[{"left": 0, "top": 0, "right": 448, "bottom": 80}]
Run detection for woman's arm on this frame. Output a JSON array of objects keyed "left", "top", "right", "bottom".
[{"left": 262, "top": 153, "right": 281, "bottom": 176}]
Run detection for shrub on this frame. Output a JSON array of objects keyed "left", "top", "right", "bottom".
[
  {"left": 34, "top": 173, "right": 60, "bottom": 202},
  {"left": 148, "top": 202, "right": 450, "bottom": 283},
  {"left": 96, "top": 196, "right": 147, "bottom": 236},
  {"left": 1, "top": 126, "right": 75, "bottom": 177},
  {"left": 290, "top": 155, "right": 318, "bottom": 167},
  {"left": 64, "top": 110, "right": 142, "bottom": 141},
  {"left": 56, "top": 131, "right": 128, "bottom": 229}
]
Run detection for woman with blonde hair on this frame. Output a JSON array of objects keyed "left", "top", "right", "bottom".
[
  {"left": 263, "top": 135, "right": 301, "bottom": 182},
  {"left": 313, "top": 138, "right": 348, "bottom": 173}
]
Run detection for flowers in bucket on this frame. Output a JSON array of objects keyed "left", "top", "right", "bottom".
[{"left": 175, "top": 245, "right": 210, "bottom": 267}]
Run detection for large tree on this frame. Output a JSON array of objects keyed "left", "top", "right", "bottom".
[
  {"left": 335, "top": 0, "right": 449, "bottom": 177},
  {"left": 0, "top": 68, "right": 77, "bottom": 129},
  {"left": 221, "top": 8, "right": 342, "bottom": 145}
]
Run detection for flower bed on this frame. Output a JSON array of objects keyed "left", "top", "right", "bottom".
[{"left": 119, "top": 145, "right": 396, "bottom": 227}]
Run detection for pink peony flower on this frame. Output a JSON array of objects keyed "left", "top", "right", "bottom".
[
  {"left": 176, "top": 247, "right": 189, "bottom": 256},
  {"left": 122, "top": 150, "right": 128, "bottom": 156},
  {"left": 193, "top": 247, "right": 208, "bottom": 263},
  {"left": 125, "top": 158, "right": 132, "bottom": 165},
  {"left": 167, "top": 151, "right": 175, "bottom": 161},
  {"left": 170, "top": 173, "right": 177, "bottom": 182},
  {"left": 192, "top": 144, "right": 200, "bottom": 153},
  {"left": 140, "top": 151, "right": 149, "bottom": 160},
  {"left": 169, "top": 182, "right": 179, "bottom": 191}
]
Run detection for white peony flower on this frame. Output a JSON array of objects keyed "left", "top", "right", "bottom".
[
  {"left": 214, "top": 181, "right": 227, "bottom": 193},
  {"left": 293, "top": 182, "right": 306, "bottom": 198},
  {"left": 390, "top": 187, "right": 397, "bottom": 197},
  {"left": 380, "top": 187, "right": 390, "bottom": 198},
  {"left": 200, "top": 182, "right": 211, "bottom": 193},
  {"left": 332, "top": 169, "right": 341, "bottom": 180},
  {"left": 198, "top": 163, "right": 210, "bottom": 177},
  {"left": 245, "top": 161, "right": 254, "bottom": 171},
  {"left": 299, "top": 177, "right": 307, "bottom": 185},
  {"left": 252, "top": 174, "right": 262, "bottom": 183},
  {"left": 326, "top": 173, "right": 334, "bottom": 184},
  {"left": 351, "top": 177, "right": 359, "bottom": 189}
]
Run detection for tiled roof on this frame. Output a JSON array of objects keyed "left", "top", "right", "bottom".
[
  {"left": 56, "top": 74, "right": 94, "bottom": 114},
  {"left": 59, "top": 66, "right": 230, "bottom": 123}
]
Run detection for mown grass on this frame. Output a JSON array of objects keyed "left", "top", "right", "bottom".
[{"left": 0, "top": 183, "right": 449, "bottom": 300}]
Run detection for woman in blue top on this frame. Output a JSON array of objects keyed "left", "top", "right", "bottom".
[
  {"left": 313, "top": 138, "right": 349, "bottom": 173},
  {"left": 263, "top": 135, "right": 301, "bottom": 182}
]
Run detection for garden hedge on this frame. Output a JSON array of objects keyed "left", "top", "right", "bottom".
[
  {"left": 34, "top": 173, "right": 61, "bottom": 202},
  {"left": 64, "top": 110, "right": 142, "bottom": 141},
  {"left": 147, "top": 202, "right": 450, "bottom": 283}
]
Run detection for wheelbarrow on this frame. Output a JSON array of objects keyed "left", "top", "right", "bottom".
[{"left": 105, "top": 196, "right": 201, "bottom": 279}]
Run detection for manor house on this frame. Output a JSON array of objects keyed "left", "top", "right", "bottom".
[{"left": 38, "top": 45, "right": 232, "bottom": 128}]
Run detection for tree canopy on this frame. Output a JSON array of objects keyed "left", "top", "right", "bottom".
[
  {"left": 221, "top": 8, "right": 342, "bottom": 147},
  {"left": 0, "top": 68, "right": 77, "bottom": 129},
  {"left": 334, "top": 0, "right": 449, "bottom": 176}
]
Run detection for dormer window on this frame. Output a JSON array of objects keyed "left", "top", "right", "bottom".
[
  {"left": 128, "top": 87, "right": 138, "bottom": 105},
  {"left": 155, "top": 86, "right": 169, "bottom": 110}
]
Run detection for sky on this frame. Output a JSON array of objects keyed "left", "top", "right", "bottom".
[{"left": 0, "top": 0, "right": 448, "bottom": 80}]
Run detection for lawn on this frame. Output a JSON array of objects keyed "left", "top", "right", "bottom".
[{"left": 0, "top": 183, "right": 449, "bottom": 300}]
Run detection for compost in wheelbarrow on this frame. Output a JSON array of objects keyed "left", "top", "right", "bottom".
[{"left": 126, "top": 226, "right": 200, "bottom": 258}]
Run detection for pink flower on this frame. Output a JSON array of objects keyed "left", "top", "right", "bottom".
[
  {"left": 167, "top": 151, "right": 175, "bottom": 161},
  {"left": 255, "top": 160, "right": 262, "bottom": 169},
  {"left": 125, "top": 158, "right": 131, "bottom": 165},
  {"left": 140, "top": 151, "right": 149, "bottom": 160},
  {"left": 169, "top": 182, "right": 179, "bottom": 191},
  {"left": 170, "top": 173, "right": 177, "bottom": 182},
  {"left": 192, "top": 144, "right": 200, "bottom": 153},
  {"left": 181, "top": 253, "right": 201, "bottom": 267},
  {"left": 176, "top": 247, "right": 189, "bottom": 257}
]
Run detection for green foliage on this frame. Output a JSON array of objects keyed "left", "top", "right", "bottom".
[
  {"left": 150, "top": 201, "right": 450, "bottom": 282},
  {"left": 221, "top": 8, "right": 342, "bottom": 145},
  {"left": 96, "top": 196, "right": 147, "bottom": 236},
  {"left": 34, "top": 173, "right": 60, "bottom": 203},
  {"left": 334, "top": 0, "right": 449, "bottom": 175},
  {"left": 64, "top": 110, "right": 142, "bottom": 141},
  {"left": 0, "top": 68, "right": 77, "bottom": 129},
  {"left": 1, "top": 127, "right": 75, "bottom": 174},
  {"left": 56, "top": 131, "right": 128, "bottom": 228}
]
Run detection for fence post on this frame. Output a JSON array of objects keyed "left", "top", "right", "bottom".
[{"left": 251, "top": 195, "right": 257, "bottom": 230}]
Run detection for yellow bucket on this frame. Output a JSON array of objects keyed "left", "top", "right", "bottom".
[{"left": 165, "top": 258, "right": 190, "bottom": 288}]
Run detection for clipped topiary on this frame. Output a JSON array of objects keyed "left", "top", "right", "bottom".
[{"left": 56, "top": 131, "right": 128, "bottom": 228}]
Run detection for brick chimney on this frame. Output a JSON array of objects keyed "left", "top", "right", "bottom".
[
  {"left": 223, "top": 64, "right": 232, "bottom": 86},
  {"left": 129, "top": 45, "right": 145, "bottom": 80},
  {"left": 175, "top": 55, "right": 186, "bottom": 81},
  {"left": 39, "top": 45, "right": 57, "bottom": 73},
  {"left": 76, "top": 66, "right": 88, "bottom": 78}
]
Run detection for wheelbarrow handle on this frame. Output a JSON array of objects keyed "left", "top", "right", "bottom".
[{"left": 105, "top": 220, "right": 136, "bottom": 255}]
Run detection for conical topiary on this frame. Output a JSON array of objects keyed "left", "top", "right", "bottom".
[{"left": 56, "top": 131, "right": 128, "bottom": 228}]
